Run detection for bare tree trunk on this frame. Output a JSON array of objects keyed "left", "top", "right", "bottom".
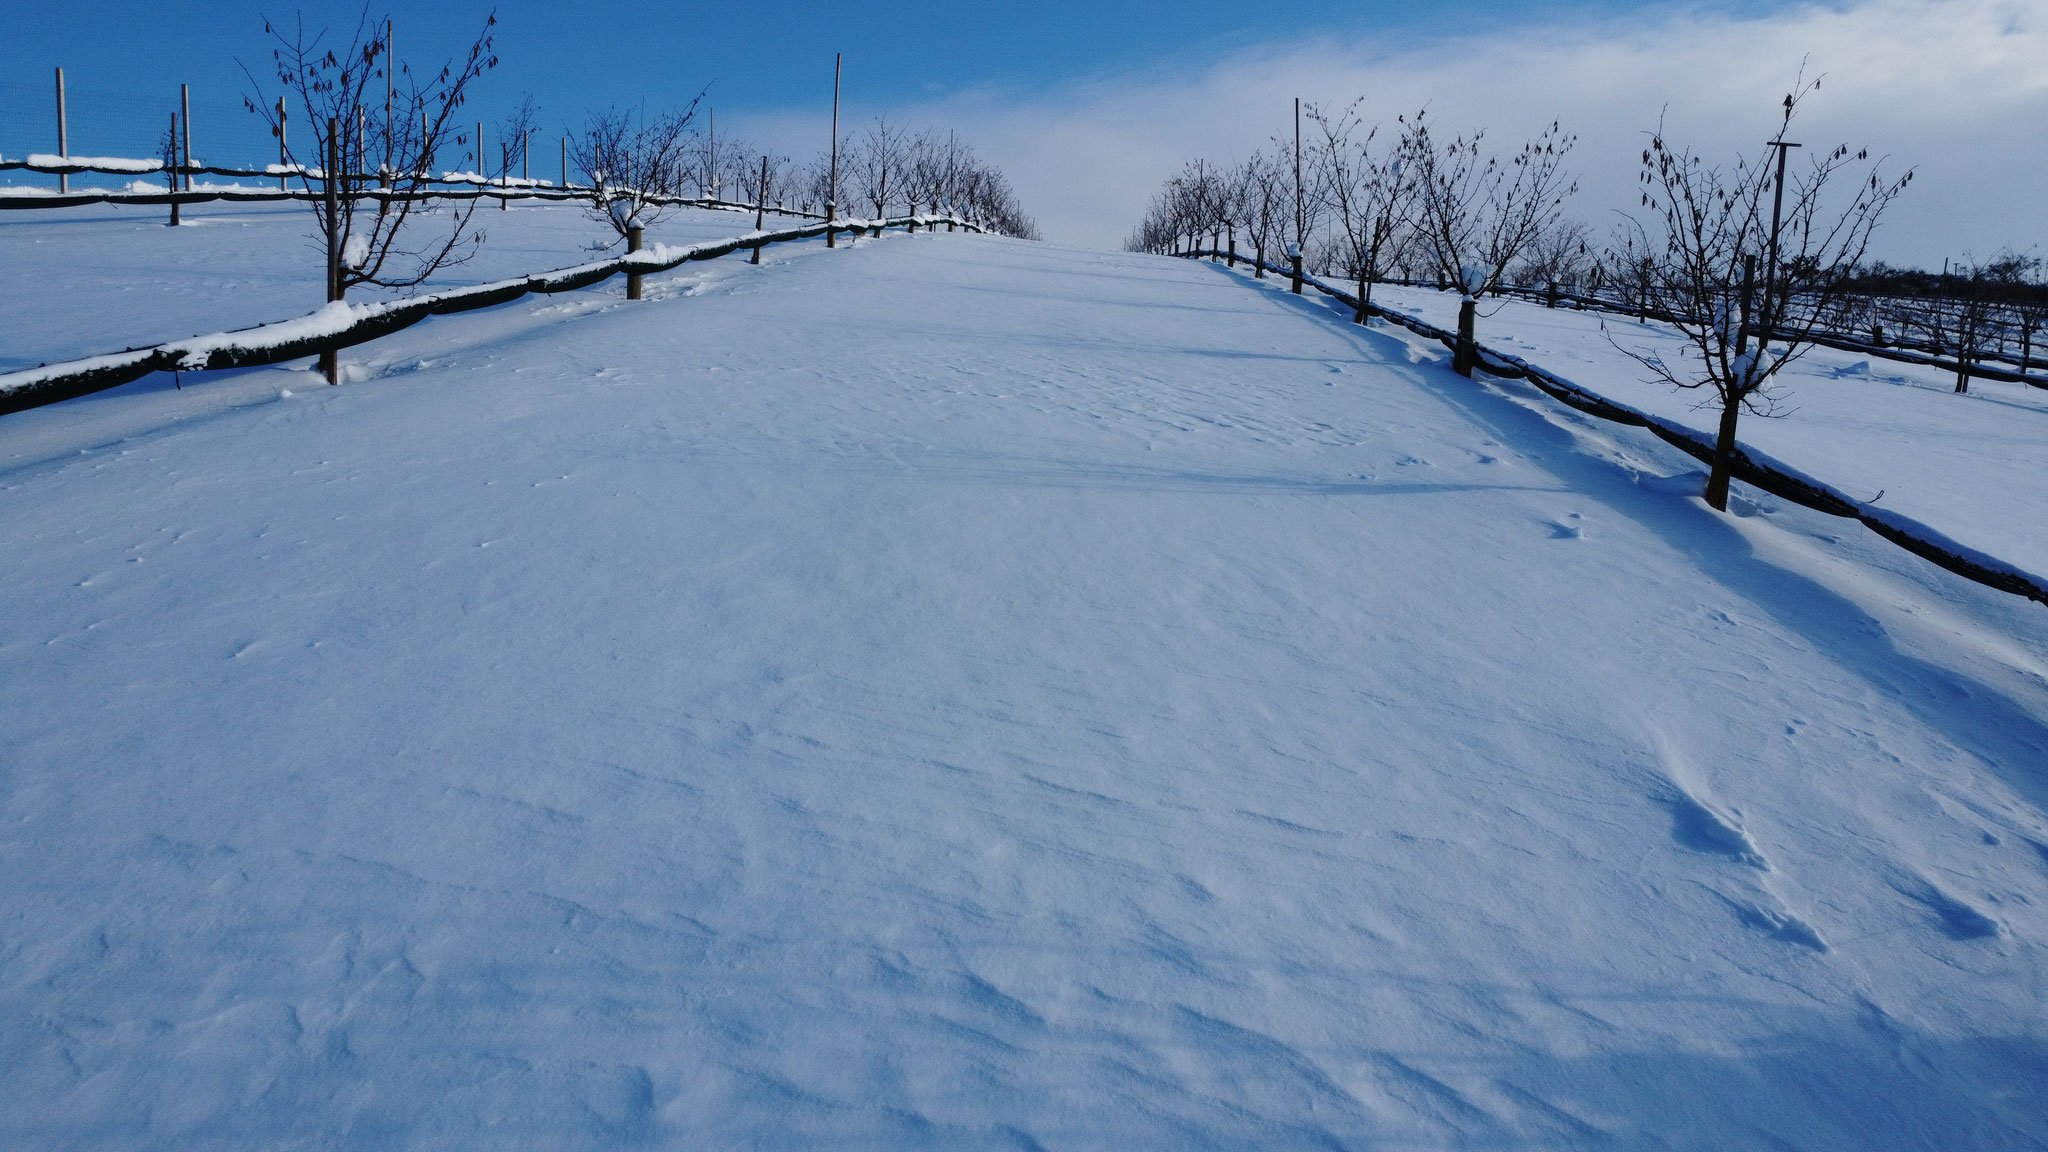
[
  {"left": 1453, "top": 298, "right": 1477, "bottom": 377},
  {"left": 1703, "top": 391, "right": 1743, "bottom": 512},
  {"left": 626, "top": 224, "right": 644, "bottom": 300},
  {"left": 1291, "top": 250, "right": 1303, "bottom": 295},
  {"left": 321, "top": 116, "right": 342, "bottom": 385},
  {"left": 1354, "top": 267, "right": 1369, "bottom": 326}
]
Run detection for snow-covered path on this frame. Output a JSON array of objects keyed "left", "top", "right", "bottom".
[{"left": 3, "top": 234, "right": 2046, "bottom": 1149}]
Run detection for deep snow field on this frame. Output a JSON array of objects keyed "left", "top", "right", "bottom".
[{"left": 3, "top": 204, "right": 2048, "bottom": 1149}]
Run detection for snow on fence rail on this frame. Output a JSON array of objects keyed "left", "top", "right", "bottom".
[
  {"left": 1188, "top": 249, "right": 2048, "bottom": 609},
  {"left": 0, "top": 212, "right": 974, "bottom": 417}
]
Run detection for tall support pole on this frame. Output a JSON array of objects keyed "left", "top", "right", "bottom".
[
  {"left": 1758, "top": 138, "right": 1800, "bottom": 353},
  {"left": 751, "top": 152, "right": 769, "bottom": 265},
  {"left": 277, "top": 97, "right": 289, "bottom": 190},
  {"left": 561, "top": 136, "right": 568, "bottom": 190},
  {"left": 322, "top": 116, "right": 342, "bottom": 385},
  {"left": 707, "top": 107, "right": 715, "bottom": 199},
  {"left": 168, "top": 112, "right": 181, "bottom": 226},
  {"left": 827, "top": 52, "right": 841, "bottom": 248},
  {"left": 55, "top": 68, "right": 68, "bottom": 193},
  {"left": 384, "top": 19, "right": 394, "bottom": 186},
  {"left": 1291, "top": 97, "right": 1304, "bottom": 294},
  {"left": 180, "top": 83, "right": 192, "bottom": 190}
]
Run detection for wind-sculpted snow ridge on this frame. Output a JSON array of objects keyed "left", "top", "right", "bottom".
[
  {"left": 0, "top": 213, "right": 974, "bottom": 417},
  {"left": 1216, "top": 254, "right": 2048, "bottom": 608}
]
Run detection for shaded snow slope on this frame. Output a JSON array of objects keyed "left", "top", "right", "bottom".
[
  {"left": 1373, "top": 282, "right": 2048, "bottom": 582},
  {"left": 3, "top": 236, "right": 2047, "bottom": 1149}
]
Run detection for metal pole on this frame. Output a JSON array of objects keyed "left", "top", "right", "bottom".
[
  {"left": 55, "top": 68, "right": 68, "bottom": 193},
  {"left": 827, "top": 52, "right": 841, "bottom": 248},
  {"left": 561, "top": 136, "right": 568, "bottom": 190},
  {"left": 384, "top": 18, "right": 394, "bottom": 183},
  {"left": 180, "top": 83, "right": 192, "bottom": 190}
]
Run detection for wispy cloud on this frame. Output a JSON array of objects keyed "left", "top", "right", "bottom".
[{"left": 881, "top": 0, "right": 2045, "bottom": 262}]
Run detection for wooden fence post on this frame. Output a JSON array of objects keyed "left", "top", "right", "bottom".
[{"left": 626, "top": 224, "right": 643, "bottom": 300}]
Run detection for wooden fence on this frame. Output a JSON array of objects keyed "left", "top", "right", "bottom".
[
  {"left": 1183, "top": 247, "right": 2048, "bottom": 609},
  {"left": 1, "top": 212, "right": 978, "bottom": 417}
]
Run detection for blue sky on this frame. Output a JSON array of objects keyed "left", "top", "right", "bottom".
[
  {"left": 4, "top": 0, "right": 2041, "bottom": 261},
  {"left": 2, "top": 0, "right": 1751, "bottom": 156}
]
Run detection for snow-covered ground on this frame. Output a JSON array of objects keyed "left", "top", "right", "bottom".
[
  {"left": 1371, "top": 281, "right": 2048, "bottom": 583},
  {"left": 0, "top": 200, "right": 793, "bottom": 373},
  {"left": 3, "top": 222, "right": 2047, "bottom": 1149}
]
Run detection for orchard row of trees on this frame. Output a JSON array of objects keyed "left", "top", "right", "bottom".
[
  {"left": 576, "top": 106, "right": 1039, "bottom": 243},
  {"left": 1129, "top": 80, "right": 1914, "bottom": 512},
  {"left": 244, "top": 9, "right": 1036, "bottom": 381}
]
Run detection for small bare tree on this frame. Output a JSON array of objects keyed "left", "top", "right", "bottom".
[
  {"left": 1514, "top": 217, "right": 1594, "bottom": 304},
  {"left": 1612, "top": 78, "right": 1912, "bottom": 510},
  {"left": 487, "top": 94, "right": 540, "bottom": 211},
  {"left": 1403, "top": 110, "right": 1577, "bottom": 374},
  {"left": 1309, "top": 100, "right": 1414, "bottom": 324},
  {"left": 1236, "top": 151, "right": 1288, "bottom": 279},
  {"left": 245, "top": 8, "right": 500, "bottom": 383},
  {"left": 571, "top": 98, "right": 703, "bottom": 299}
]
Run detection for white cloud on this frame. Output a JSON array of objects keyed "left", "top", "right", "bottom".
[{"left": 883, "top": 0, "right": 2046, "bottom": 264}]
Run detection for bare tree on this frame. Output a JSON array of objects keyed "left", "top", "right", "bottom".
[
  {"left": 1612, "top": 78, "right": 1912, "bottom": 510},
  {"left": 244, "top": 7, "right": 500, "bottom": 383},
  {"left": 1309, "top": 100, "right": 1414, "bottom": 324},
  {"left": 1403, "top": 110, "right": 1577, "bottom": 374},
  {"left": 1236, "top": 151, "right": 1288, "bottom": 279},
  {"left": 854, "top": 117, "right": 911, "bottom": 234},
  {"left": 571, "top": 97, "right": 704, "bottom": 299},
  {"left": 493, "top": 94, "right": 539, "bottom": 208},
  {"left": 1514, "top": 217, "right": 1594, "bottom": 304}
]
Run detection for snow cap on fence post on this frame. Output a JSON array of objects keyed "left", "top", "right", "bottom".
[{"left": 1459, "top": 263, "right": 1485, "bottom": 301}]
